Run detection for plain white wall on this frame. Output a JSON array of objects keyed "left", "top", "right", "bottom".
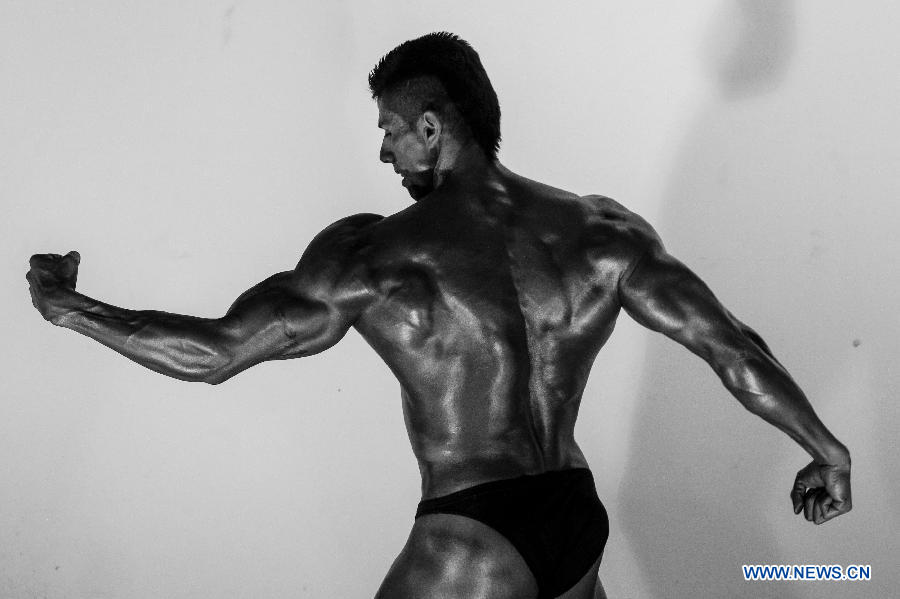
[{"left": 2, "top": 1, "right": 897, "bottom": 597}]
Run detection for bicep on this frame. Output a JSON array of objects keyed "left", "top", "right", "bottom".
[
  {"left": 617, "top": 246, "right": 759, "bottom": 367},
  {"left": 211, "top": 214, "right": 380, "bottom": 379},
  {"left": 218, "top": 271, "right": 351, "bottom": 369}
]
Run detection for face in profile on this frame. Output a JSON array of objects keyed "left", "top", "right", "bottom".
[{"left": 377, "top": 99, "right": 436, "bottom": 201}]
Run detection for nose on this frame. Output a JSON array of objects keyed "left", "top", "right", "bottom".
[{"left": 379, "top": 144, "right": 393, "bottom": 164}]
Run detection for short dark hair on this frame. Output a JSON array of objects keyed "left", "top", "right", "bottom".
[{"left": 368, "top": 32, "right": 501, "bottom": 159}]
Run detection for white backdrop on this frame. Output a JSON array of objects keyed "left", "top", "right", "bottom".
[{"left": 2, "top": 1, "right": 897, "bottom": 597}]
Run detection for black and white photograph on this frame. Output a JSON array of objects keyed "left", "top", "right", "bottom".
[{"left": 4, "top": 1, "right": 897, "bottom": 597}]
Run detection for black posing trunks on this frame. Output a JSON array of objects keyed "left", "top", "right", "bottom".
[{"left": 415, "top": 468, "right": 609, "bottom": 599}]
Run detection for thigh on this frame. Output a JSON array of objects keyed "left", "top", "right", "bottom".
[{"left": 375, "top": 513, "right": 539, "bottom": 599}]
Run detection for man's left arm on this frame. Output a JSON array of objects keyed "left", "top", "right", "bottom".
[{"left": 617, "top": 239, "right": 851, "bottom": 525}]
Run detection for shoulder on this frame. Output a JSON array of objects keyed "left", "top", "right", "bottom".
[
  {"left": 326, "top": 212, "right": 385, "bottom": 230},
  {"left": 308, "top": 213, "right": 384, "bottom": 247},
  {"left": 577, "top": 194, "right": 666, "bottom": 274},
  {"left": 290, "top": 213, "right": 384, "bottom": 291},
  {"left": 580, "top": 195, "right": 662, "bottom": 246},
  {"left": 300, "top": 213, "right": 383, "bottom": 262}
]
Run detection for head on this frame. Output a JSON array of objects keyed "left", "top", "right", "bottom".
[{"left": 369, "top": 32, "right": 501, "bottom": 200}]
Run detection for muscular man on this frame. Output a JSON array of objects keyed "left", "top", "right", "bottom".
[{"left": 27, "top": 32, "right": 851, "bottom": 599}]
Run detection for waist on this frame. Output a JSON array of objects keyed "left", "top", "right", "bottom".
[
  {"left": 417, "top": 467, "right": 597, "bottom": 515},
  {"left": 417, "top": 451, "right": 589, "bottom": 500}
]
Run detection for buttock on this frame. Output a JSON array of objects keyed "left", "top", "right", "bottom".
[{"left": 415, "top": 468, "right": 609, "bottom": 599}]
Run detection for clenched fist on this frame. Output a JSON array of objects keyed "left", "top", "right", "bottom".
[
  {"left": 791, "top": 460, "right": 852, "bottom": 525},
  {"left": 27, "top": 251, "right": 81, "bottom": 324}
]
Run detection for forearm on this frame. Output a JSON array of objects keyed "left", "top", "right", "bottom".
[
  {"left": 718, "top": 354, "right": 849, "bottom": 465},
  {"left": 52, "top": 289, "right": 230, "bottom": 383}
]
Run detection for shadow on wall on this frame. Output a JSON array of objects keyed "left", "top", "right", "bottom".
[
  {"left": 618, "top": 2, "right": 802, "bottom": 598},
  {"left": 702, "top": 0, "right": 795, "bottom": 100}
]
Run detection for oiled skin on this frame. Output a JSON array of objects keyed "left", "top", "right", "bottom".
[
  {"left": 26, "top": 161, "right": 851, "bottom": 509},
  {"left": 27, "top": 158, "right": 852, "bottom": 597},
  {"left": 352, "top": 169, "right": 629, "bottom": 497},
  {"left": 24, "top": 40, "right": 859, "bottom": 593},
  {"left": 25, "top": 62, "right": 853, "bottom": 595}
]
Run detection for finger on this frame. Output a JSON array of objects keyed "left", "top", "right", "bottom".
[
  {"left": 813, "top": 496, "right": 826, "bottom": 524},
  {"left": 29, "top": 253, "right": 61, "bottom": 271},
  {"left": 26, "top": 265, "right": 51, "bottom": 287},
  {"left": 25, "top": 270, "right": 40, "bottom": 288},
  {"left": 819, "top": 494, "right": 843, "bottom": 523},
  {"left": 28, "top": 284, "right": 40, "bottom": 311},
  {"left": 827, "top": 494, "right": 851, "bottom": 516},
  {"left": 795, "top": 464, "right": 824, "bottom": 488},
  {"left": 819, "top": 501, "right": 845, "bottom": 523},
  {"left": 793, "top": 468, "right": 818, "bottom": 504},
  {"left": 803, "top": 489, "right": 818, "bottom": 522},
  {"left": 60, "top": 253, "right": 80, "bottom": 287},
  {"left": 791, "top": 481, "right": 806, "bottom": 514},
  {"left": 808, "top": 489, "right": 829, "bottom": 524},
  {"left": 816, "top": 505, "right": 841, "bottom": 524}
]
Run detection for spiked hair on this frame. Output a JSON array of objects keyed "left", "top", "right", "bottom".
[{"left": 368, "top": 32, "right": 501, "bottom": 159}]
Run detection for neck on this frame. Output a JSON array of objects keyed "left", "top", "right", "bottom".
[{"left": 433, "top": 138, "right": 495, "bottom": 189}]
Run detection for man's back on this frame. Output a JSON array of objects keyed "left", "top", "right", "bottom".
[{"left": 351, "top": 166, "right": 653, "bottom": 498}]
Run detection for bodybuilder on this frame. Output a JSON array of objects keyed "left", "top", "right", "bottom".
[{"left": 27, "top": 33, "right": 851, "bottom": 599}]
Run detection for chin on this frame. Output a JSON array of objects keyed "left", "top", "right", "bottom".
[
  {"left": 400, "top": 170, "right": 434, "bottom": 201},
  {"left": 407, "top": 185, "right": 433, "bottom": 201}
]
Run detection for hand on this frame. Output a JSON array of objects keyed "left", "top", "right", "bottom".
[
  {"left": 791, "top": 460, "right": 851, "bottom": 524},
  {"left": 27, "top": 251, "right": 81, "bottom": 324}
]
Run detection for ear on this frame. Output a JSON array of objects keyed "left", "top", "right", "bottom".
[{"left": 419, "top": 110, "right": 442, "bottom": 149}]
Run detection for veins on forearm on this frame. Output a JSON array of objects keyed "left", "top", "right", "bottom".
[
  {"left": 66, "top": 298, "right": 228, "bottom": 381},
  {"left": 720, "top": 352, "right": 846, "bottom": 463},
  {"left": 720, "top": 353, "right": 797, "bottom": 409}
]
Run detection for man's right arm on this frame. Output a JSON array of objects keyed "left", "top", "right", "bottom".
[
  {"left": 30, "top": 268, "right": 343, "bottom": 385},
  {"left": 617, "top": 236, "right": 851, "bottom": 524},
  {"left": 27, "top": 214, "right": 381, "bottom": 385}
]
